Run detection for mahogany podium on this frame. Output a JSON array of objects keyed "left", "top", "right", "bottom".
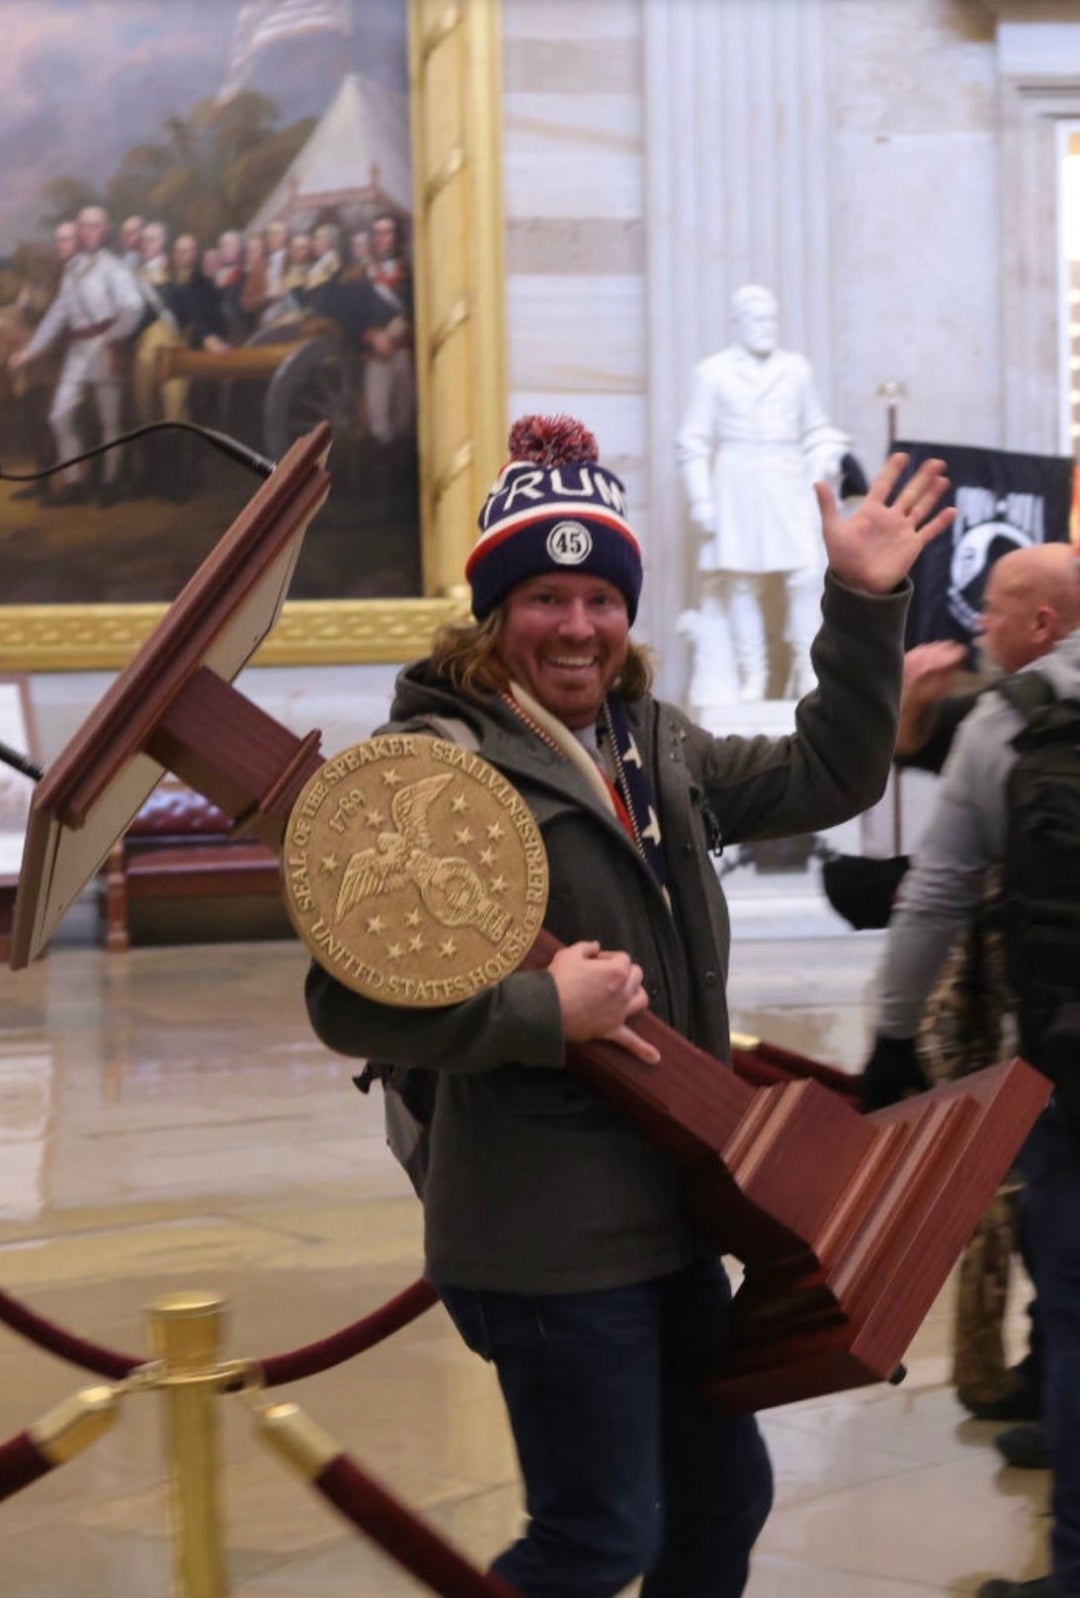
[
  {"left": 9, "top": 422, "right": 1050, "bottom": 1413},
  {"left": 524, "top": 929, "right": 1048, "bottom": 1411},
  {"left": 12, "top": 424, "right": 334, "bottom": 967}
]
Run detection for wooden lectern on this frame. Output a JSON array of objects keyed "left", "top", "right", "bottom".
[
  {"left": 10, "top": 423, "right": 1050, "bottom": 1413},
  {"left": 12, "top": 425, "right": 334, "bottom": 968},
  {"left": 522, "top": 929, "right": 1047, "bottom": 1411}
]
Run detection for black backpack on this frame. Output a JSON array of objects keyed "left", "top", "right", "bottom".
[
  {"left": 354, "top": 1061, "right": 436, "bottom": 1197},
  {"left": 998, "top": 671, "right": 1080, "bottom": 1075}
]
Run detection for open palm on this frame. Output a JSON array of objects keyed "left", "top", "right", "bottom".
[{"left": 817, "top": 453, "right": 955, "bottom": 595}]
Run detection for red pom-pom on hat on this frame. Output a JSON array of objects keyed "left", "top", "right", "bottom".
[{"left": 506, "top": 414, "right": 599, "bottom": 468}]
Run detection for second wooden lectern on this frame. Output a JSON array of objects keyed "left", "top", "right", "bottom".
[{"left": 10, "top": 423, "right": 1050, "bottom": 1413}]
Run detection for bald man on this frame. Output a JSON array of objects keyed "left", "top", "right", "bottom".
[
  {"left": 866, "top": 542, "right": 1080, "bottom": 1051},
  {"left": 862, "top": 540, "right": 1080, "bottom": 1598}
]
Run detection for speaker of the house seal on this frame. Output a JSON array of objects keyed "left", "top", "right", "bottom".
[{"left": 283, "top": 734, "right": 549, "bottom": 1006}]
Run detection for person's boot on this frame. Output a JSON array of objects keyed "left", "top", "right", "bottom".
[
  {"left": 978, "top": 1576, "right": 1057, "bottom": 1598},
  {"left": 960, "top": 1355, "right": 1042, "bottom": 1422},
  {"left": 995, "top": 1421, "right": 1049, "bottom": 1470}
]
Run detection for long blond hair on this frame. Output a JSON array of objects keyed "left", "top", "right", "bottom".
[{"left": 429, "top": 608, "right": 654, "bottom": 702}]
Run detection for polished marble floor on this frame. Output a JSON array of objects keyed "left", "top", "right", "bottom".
[{"left": 0, "top": 933, "right": 1048, "bottom": 1597}]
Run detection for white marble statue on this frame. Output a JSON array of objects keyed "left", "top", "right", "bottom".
[{"left": 677, "top": 285, "right": 847, "bottom": 703}]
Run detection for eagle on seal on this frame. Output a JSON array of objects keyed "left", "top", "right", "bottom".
[{"left": 335, "top": 773, "right": 506, "bottom": 941}]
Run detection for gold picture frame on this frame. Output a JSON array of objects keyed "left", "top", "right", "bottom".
[{"left": 0, "top": 0, "right": 506, "bottom": 672}]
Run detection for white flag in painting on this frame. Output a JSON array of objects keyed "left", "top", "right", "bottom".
[{"left": 219, "top": 0, "right": 353, "bottom": 101}]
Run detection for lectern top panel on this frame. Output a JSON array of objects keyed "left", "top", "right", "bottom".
[{"left": 11, "top": 423, "right": 332, "bottom": 968}]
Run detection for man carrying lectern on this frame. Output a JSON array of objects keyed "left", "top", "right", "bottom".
[{"left": 304, "top": 413, "right": 953, "bottom": 1598}]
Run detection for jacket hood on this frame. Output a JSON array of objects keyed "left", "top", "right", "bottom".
[
  {"left": 389, "top": 657, "right": 651, "bottom": 753},
  {"left": 388, "top": 658, "right": 573, "bottom": 775},
  {"left": 1019, "top": 628, "right": 1080, "bottom": 701},
  {"left": 386, "top": 659, "right": 658, "bottom": 835},
  {"left": 389, "top": 658, "right": 512, "bottom": 742}
]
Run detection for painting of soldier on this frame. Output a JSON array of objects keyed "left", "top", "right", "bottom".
[{"left": 0, "top": 0, "right": 420, "bottom": 612}]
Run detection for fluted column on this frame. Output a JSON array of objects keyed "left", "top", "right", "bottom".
[{"left": 641, "top": 0, "right": 833, "bottom": 698}]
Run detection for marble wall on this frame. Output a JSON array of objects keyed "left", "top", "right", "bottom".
[
  {"left": 827, "top": 0, "right": 1001, "bottom": 466},
  {"left": 501, "top": 0, "right": 649, "bottom": 618}
]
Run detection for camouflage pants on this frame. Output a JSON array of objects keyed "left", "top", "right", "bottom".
[{"left": 917, "top": 889, "right": 1024, "bottom": 1405}]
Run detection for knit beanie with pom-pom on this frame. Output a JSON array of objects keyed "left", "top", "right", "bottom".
[{"left": 466, "top": 414, "right": 643, "bottom": 621}]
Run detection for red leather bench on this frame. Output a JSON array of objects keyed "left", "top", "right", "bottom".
[{"left": 99, "top": 782, "right": 291, "bottom": 951}]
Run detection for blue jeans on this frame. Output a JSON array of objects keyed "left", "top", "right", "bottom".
[
  {"left": 438, "top": 1258, "right": 773, "bottom": 1598},
  {"left": 1020, "top": 1104, "right": 1080, "bottom": 1596}
]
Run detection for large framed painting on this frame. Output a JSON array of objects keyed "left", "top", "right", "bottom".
[{"left": 0, "top": 0, "right": 506, "bottom": 669}]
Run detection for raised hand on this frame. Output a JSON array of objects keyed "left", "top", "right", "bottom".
[
  {"left": 815, "top": 453, "right": 956, "bottom": 596},
  {"left": 895, "top": 638, "right": 969, "bottom": 756},
  {"left": 548, "top": 941, "right": 661, "bottom": 1065},
  {"left": 902, "top": 639, "right": 968, "bottom": 699}
]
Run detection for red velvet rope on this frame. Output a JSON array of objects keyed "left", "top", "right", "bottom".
[
  {"left": 0, "top": 1431, "right": 52, "bottom": 1502},
  {"left": 255, "top": 1279, "right": 439, "bottom": 1388},
  {"left": 0, "top": 1278, "right": 437, "bottom": 1388},
  {"left": 0, "top": 1287, "right": 140, "bottom": 1380},
  {"left": 1, "top": 1045, "right": 835, "bottom": 1389},
  {"left": 314, "top": 1451, "right": 524, "bottom": 1598}
]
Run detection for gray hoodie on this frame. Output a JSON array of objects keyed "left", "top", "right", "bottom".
[{"left": 878, "top": 629, "right": 1080, "bottom": 1038}]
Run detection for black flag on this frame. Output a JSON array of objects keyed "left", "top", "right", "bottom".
[{"left": 895, "top": 441, "right": 1075, "bottom": 655}]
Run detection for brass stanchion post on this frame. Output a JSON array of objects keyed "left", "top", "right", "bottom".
[{"left": 150, "top": 1292, "right": 228, "bottom": 1598}]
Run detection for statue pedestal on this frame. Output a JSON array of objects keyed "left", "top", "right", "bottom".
[{"left": 697, "top": 698, "right": 864, "bottom": 940}]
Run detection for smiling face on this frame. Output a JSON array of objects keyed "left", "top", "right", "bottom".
[{"left": 494, "top": 572, "right": 630, "bottom": 729}]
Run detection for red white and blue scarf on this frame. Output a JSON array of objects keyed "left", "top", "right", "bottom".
[{"left": 501, "top": 685, "right": 670, "bottom": 902}]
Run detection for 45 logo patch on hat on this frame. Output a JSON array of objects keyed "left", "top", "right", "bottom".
[{"left": 547, "top": 521, "right": 593, "bottom": 565}]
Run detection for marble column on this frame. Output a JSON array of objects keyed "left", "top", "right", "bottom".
[
  {"left": 641, "top": 0, "right": 855, "bottom": 936},
  {"left": 641, "top": 0, "right": 834, "bottom": 700},
  {"left": 987, "top": 6, "right": 1080, "bottom": 453}
]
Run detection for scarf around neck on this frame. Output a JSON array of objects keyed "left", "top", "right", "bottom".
[{"left": 503, "top": 681, "right": 669, "bottom": 900}]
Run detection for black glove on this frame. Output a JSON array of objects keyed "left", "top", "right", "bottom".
[
  {"left": 860, "top": 1034, "right": 928, "bottom": 1113},
  {"left": 839, "top": 452, "right": 870, "bottom": 501},
  {"left": 822, "top": 854, "right": 910, "bottom": 930}
]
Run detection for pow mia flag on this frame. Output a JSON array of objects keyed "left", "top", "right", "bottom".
[{"left": 895, "top": 441, "right": 1075, "bottom": 655}]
